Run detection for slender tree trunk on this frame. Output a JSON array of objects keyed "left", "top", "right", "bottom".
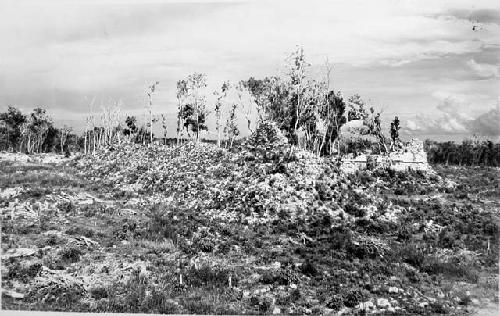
[
  {"left": 60, "top": 131, "right": 64, "bottom": 155},
  {"left": 176, "top": 101, "right": 181, "bottom": 146},
  {"left": 149, "top": 95, "right": 153, "bottom": 144},
  {"left": 195, "top": 97, "right": 199, "bottom": 143},
  {"left": 93, "top": 131, "right": 96, "bottom": 155}
]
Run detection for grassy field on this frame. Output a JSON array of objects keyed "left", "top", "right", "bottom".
[{"left": 1, "top": 143, "right": 499, "bottom": 315}]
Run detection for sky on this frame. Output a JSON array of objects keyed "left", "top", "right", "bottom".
[{"left": 0, "top": 0, "right": 499, "bottom": 141}]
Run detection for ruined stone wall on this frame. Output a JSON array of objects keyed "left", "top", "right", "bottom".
[{"left": 340, "top": 139, "right": 431, "bottom": 173}]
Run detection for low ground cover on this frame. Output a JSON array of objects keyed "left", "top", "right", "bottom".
[{"left": 1, "top": 130, "right": 498, "bottom": 314}]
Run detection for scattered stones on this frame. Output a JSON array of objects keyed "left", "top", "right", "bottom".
[
  {"left": 0, "top": 187, "right": 23, "bottom": 199},
  {"left": 357, "top": 300, "right": 374, "bottom": 310},
  {"left": 2, "top": 248, "right": 37, "bottom": 260},
  {"left": 2, "top": 289, "right": 25, "bottom": 299},
  {"left": 387, "top": 286, "right": 400, "bottom": 294},
  {"left": 376, "top": 297, "right": 391, "bottom": 308}
]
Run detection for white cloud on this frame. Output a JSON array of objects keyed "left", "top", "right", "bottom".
[
  {"left": 466, "top": 59, "right": 500, "bottom": 78},
  {"left": 0, "top": 0, "right": 499, "bottom": 139},
  {"left": 405, "top": 95, "right": 500, "bottom": 138}
]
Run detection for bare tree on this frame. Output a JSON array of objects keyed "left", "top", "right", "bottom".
[
  {"left": 224, "top": 102, "right": 239, "bottom": 148},
  {"left": 147, "top": 81, "right": 160, "bottom": 144},
  {"left": 84, "top": 97, "right": 96, "bottom": 155},
  {"left": 161, "top": 113, "right": 168, "bottom": 145},
  {"left": 214, "top": 81, "right": 230, "bottom": 147},
  {"left": 236, "top": 81, "right": 255, "bottom": 134},
  {"left": 176, "top": 80, "right": 188, "bottom": 146},
  {"left": 286, "top": 46, "right": 310, "bottom": 146},
  {"left": 59, "top": 125, "right": 72, "bottom": 154}
]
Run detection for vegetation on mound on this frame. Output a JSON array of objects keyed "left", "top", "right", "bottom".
[{"left": 2, "top": 139, "right": 498, "bottom": 314}]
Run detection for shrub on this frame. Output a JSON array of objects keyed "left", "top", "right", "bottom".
[
  {"left": 141, "top": 205, "right": 178, "bottom": 241},
  {"left": 396, "top": 243, "right": 426, "bottom": 269},
  {"left": 326, "top": 295, "right": 344, "bottom": 310},
  {"left": 57, "top": 201, "right": 75, "bottom": 213},
  {"left": 422, "top": 258, "right": 479, "bottom": 283},
  {"left": 344, "top": 204, "right": 366, "bottom": 217},
  {"left": 89, "top": 287, "right": 108, "bottom": 299},
  {"left": 59, "top": 246, "right": 82, "bottom": 263},
  {"left": 300, "top": 260, "right": 318, "bottom": 277},
  {"left": 5, "top": 260, "right": 42, "bottom": 281},
  {"left": 185, "top": 265, "right": 234, "bottom": 288},
  {"left": 343, "top": 289, "right": 366, "bottom": 308}
]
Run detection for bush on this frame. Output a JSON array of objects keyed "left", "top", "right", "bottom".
[
  {"left": 59, "top": 246, "right": 82, "bottom": 263},
  {"left": 392, "top": 243, "right": 425, "bottom": 269},
  {"left": 343, "top": 289, "right": 366, "bottom": 308},
  {"left": 422, "top": 258, "right": 479, "bottom": 283},
  {"left": 185, "top": 265, "right": 234, "bottom": 288},
  {"left": 57, "top": 201, "right": 75, "bottom": 213},
  {"left": 300, "top": 260, "right": 318, "bottom": 277},
  {"left": 344, "top": 204, "right": 366, "bottom": 217},
  {"left": 89, "top": 287, "right": 108, "bottom": 299},
  {"left": 5, "top": 259, "right": 42, "bottom": 281}
]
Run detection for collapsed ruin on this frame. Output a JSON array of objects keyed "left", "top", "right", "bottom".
[
  {"left": 334, "top": 118, "right": 431, "bottom": 173},
  {"left": 340, "top": 138, "right": 431, "bottom": 173}
]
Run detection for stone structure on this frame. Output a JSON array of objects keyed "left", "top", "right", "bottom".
[{"left": 340, "top": 138, "right": 431, "bottom": 173}]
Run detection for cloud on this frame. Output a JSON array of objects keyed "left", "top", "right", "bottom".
[
  {"left": 445, "top": 8, "right": 500, "bottom": 25},
  {"left": 466, "top": 59, "right": 499, "bottom": 78},
  {"left": 405, "top": 96, "right": 500, "bottom": 139},
  {"left": 469, "top": 105, "right": 500, "bottom": 137},
  {"left": 0, "top": 0, "right": 499, "bottom": 140}
]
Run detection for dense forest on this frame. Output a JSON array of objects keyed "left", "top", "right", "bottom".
[{"left": 425, "top": 139, "right": 500, "bottom": 167}]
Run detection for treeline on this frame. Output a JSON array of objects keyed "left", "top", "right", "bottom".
[
  {"left": 425, "top": 139, "right": 500, "bottom": 167},
  {"left": 173, "top": 48, "right": 391, "bottom": 156},
  {"left": 0, "top": 106, "right": 79, "bottom": 155},
  {"left": 8, "top": 47, "right": 497, "bottom": 162}
]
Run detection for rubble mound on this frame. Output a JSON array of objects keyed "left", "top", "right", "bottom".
[{"left": 73, "top": 138, "right": 332, "bottom": 224}]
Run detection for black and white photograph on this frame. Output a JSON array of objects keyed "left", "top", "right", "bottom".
[{"left": 1, "top": 0, "right": 499, "bottom": 315}]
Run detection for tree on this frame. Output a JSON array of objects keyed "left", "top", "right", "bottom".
[
  {"left": 147, "top": 81, "right": 160, "bottom": 144},
  {"left": 0, "top": 106, "right": 26, "bottom": 151},
  {"left": 224, "top": 102, "right": 240, "bottom": 148},
  {"left": 214, "top": 81, "right": 230, "bottom": 147},
  {"left": 236, "top": 81, "right": 255, "bottom": 134},
  {"left": 20, "top": 108, "right": 52, "bottom": 154},
  {"left": 178, "top": 73, "right": 208, "bottom": 142},
  {"left": 286, "top": 46, "right": 310, "bottom": 145},
  {"left": 347, "top": 94, "right": 369, "bottom": 121},
  {"left": 241, "top": 77, "right": 268, "bottom": 123},
  {"left": 318, "top": 91, "right": 346, "bottom": 155},
  {"left": 123, "top": 116, "right": 138, "bottom": 137},
  {"left": 161, "top": 114, "right": 168, "bottom": 145},
  {"left": 59, "top": 125, "right": 72, "bottom": 154},
  {"left": 176, "top": 80, "right": 188, "bottom": 145},
  {"left": 100, "top": 100, "right": 122, "bottom": 146}
]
